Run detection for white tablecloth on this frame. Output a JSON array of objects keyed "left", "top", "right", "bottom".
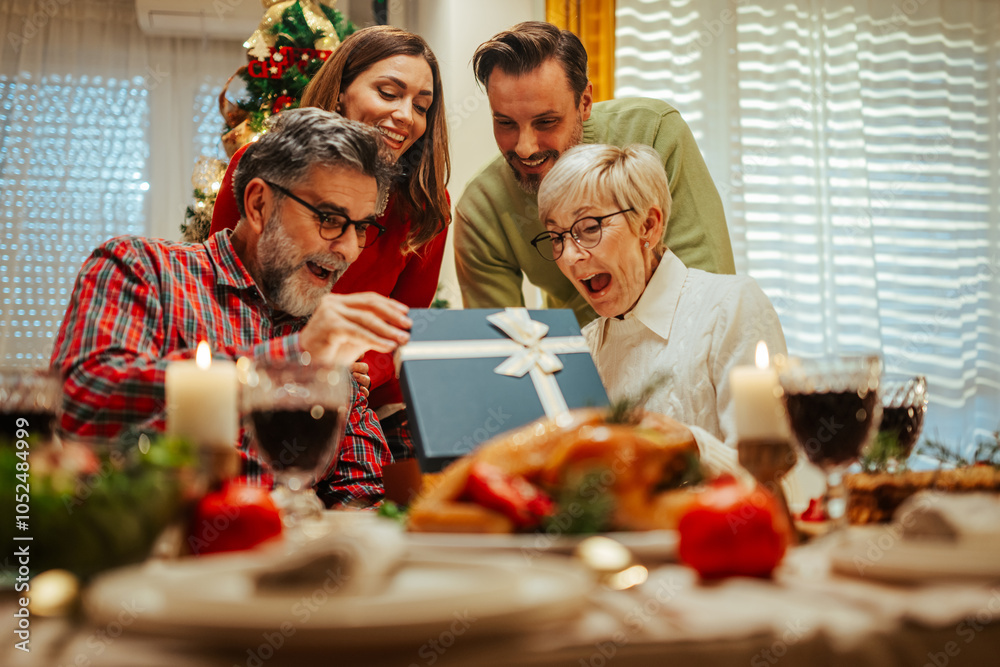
[{"left": 4, "top": 539, "right": 999, "bottom": 667}]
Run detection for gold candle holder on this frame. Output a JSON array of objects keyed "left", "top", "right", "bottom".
[
  {"left": 198, "top": 446, "right": 242, "bottom": 489},
  {"left": 738, "top": 438, "right": 799, "bottom": 542}
]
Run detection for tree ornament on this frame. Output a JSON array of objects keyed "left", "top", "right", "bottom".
[
  {"left": 245, "top": 32, "right": 272, "bottom": 61},
  {"left": 191, "top": 157, "right": 227, "bottom": 192},
  {"left": 219, "top": 68, "right": 251, "bottom": 128},
  {"left": 244, "top": 1, "right": 340, "bottom": 53},
  {"left": 243, "top": 2, "right": 288, "bottom": 51},
  {"left": 299, "top": 1, "right": 341, "bottom": 50},
  {"left": 221, "top": 121, "right": 262, "bottom": 159},
  {"left": 272, "top": 95, "right": 295, "bottom": 113}
]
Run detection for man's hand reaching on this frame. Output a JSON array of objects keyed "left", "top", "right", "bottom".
[{"left": 299, "top": 292, "right": 412, "bottom": 369}]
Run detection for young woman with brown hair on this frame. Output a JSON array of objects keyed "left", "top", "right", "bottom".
[{"left": 210, "top": 26, "right": 450, "bottom": 485}]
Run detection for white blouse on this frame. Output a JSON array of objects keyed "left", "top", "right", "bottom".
[{"left": 583, "top": 250, "right": 787, "bottom": 475}]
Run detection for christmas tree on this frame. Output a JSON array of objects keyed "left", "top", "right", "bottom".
[{"left": 182, "top": 0, "right": 356, "bottom": 242}]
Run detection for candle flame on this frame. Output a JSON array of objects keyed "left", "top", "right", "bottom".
[
  {"left": 755, "top": 341, "right": 769, "bottom": 369},
  {"left": 196, "top": 341, "right": 211, "bottom": 369}
]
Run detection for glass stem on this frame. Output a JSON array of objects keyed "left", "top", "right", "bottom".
[{"left": 824, "top": 469, "right": 848, "bottom": 529}]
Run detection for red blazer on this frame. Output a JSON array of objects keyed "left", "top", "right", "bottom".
[{"left": 210, "top": 144, "right": 448, "bottom": 410}]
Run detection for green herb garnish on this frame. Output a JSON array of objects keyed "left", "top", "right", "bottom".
[
  {"left": 542, "top": 470, "right": 615, "bottom": 535},
  {"left": 607, "top": 372, "right": 671, "bottom": 425},
  {"left": 916, "top": 430, "right": 1000, "bottom": 468},
  {"left": 377, "top": 499, "right": 408, "bottom": 524},
  {"left": 859, "top": 431, "right": 907, "bottom": 473},
  {"left": 652, "top": 450, "right": 706, "bottom": 492}
]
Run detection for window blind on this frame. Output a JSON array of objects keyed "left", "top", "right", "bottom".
[{"left": 616, "top": 0, "right": 1000, "bottom": 449}]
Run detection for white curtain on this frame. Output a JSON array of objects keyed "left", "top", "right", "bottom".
[
  {"left": 0, "top": 0, "right": 243, "bottom": 368},
  {"left": 616, "top": 0, "right": 1000, "bottom": 449}
]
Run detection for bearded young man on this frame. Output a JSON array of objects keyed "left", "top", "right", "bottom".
[
  {"left": 454, "top": 21, "right": 735, "bottom": 326},
  {"left": 50, "top": 108, "right": 411, "bottom": 508}
]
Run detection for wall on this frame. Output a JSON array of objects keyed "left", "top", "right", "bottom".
[{"left": 390, "top": 0, "right": 546, "bottom": 307}]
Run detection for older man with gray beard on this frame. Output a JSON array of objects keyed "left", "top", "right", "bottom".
[{"left": 51, "top": 108, "right": 410, "bottom": 507}]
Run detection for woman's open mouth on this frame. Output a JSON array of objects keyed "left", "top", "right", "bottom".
[{"left": 582, "top": 273, "right": 611, "bottom": 295}]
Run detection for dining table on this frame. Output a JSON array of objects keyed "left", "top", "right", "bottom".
[{"left": 3, "top": 520, "right": 999, "bottom": 667}]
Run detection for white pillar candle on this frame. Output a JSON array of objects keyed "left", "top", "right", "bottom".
[
  {"left": 166, "top": 341, "right": 238, "bottom": 448},
  {"left": 729, "top": 341, "right": 791, "bottom": 442}
]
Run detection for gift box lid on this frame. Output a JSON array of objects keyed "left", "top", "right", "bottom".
[{"left": 398, "top": 308, "right": 609, "bottom": 473}]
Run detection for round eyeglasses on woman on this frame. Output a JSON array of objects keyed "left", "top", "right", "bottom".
[
  {"left": 529, "top": 208, "right": 635, "bottom": 261},
  {"left": 264, "top": 180, "right": 386, "bottom": 248}
]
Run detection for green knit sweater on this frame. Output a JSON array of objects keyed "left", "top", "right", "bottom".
[{"left": 454, "top": 97, "right": 734, "bottom": 326}]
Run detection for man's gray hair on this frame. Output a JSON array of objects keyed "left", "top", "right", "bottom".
[{"left": 233, "top": 107, "right": 395, "bottom": 218}]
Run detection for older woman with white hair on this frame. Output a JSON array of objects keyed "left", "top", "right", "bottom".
[{"left": 534, "top": 143, "right": 787, "bottom": 473}]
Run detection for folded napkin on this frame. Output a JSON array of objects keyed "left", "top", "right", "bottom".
[
  {"left": 897, "top": 491, "right": 1000, "bottom": 550},
  {"left": 254, "top": 512, "right": 405, "bottom": 595}
]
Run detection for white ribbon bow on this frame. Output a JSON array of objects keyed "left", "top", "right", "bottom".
[
  {"left": 399, "top": 307, "right": 590, "bottom": 418},
  {"left": 487, "top": 308, "right": 563, "bottom": 377}
]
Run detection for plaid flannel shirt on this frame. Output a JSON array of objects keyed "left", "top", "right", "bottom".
[{"left": 50, "top": 230, "right": 391, "bottom": 507}]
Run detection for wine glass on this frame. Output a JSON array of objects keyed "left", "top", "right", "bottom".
[
  {"left": 878, "top": 376, "right": 928, "bottom": 470},
  {"left": 776, "top": 355, "right": 882, "bottom": 530},
  {"left": 0, "top": 369, "right": 62, "bottom": 446},
  {"left": 240, "top": 359, "right": 351, "bottom": 530}
]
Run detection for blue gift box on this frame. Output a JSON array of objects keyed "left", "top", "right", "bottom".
[{"left": 398, "top": 307, "right": 609, "bottom": 472}]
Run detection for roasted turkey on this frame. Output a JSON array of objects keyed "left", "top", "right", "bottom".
[{"left": 408, "top": 409, "right": 703, "bottom": 533}]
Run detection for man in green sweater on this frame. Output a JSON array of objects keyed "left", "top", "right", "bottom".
[{"left": 455, "top": 21, "right": 734, "bottom": 326}]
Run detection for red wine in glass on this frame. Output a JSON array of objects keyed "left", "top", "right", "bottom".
[
  {"left": 250, "top": 406, "right": 345, "bottom": 476},
  {"left": 240, "top": 360, "right": 351, "bottom": 529},
  {"left": 777, "top": 355, "right": 882, "bottom": 529},
  {"left": 878, "top": 376, "right": 928, "bottom": 461},
  {"left": 878, "top": 406, "right": 924, "bottom": 458},
  {"left": 784, "top": 389, "right": 879, "bottom": 469}
]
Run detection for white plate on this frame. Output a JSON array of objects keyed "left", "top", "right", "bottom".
[
  {"left": 405, "top": 530, "right": 679, "bottom": 561},
  {"left": 829, "top": 526, "right": 1000, "bottom": 582},
  {"left": 84, "top": 550, "right": 592, "bottom": 649}
]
